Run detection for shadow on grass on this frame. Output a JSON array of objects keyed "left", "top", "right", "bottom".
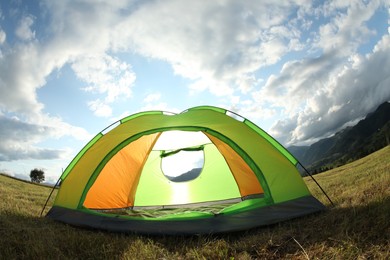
[
  {"left": 149, "top": 196, "right": 390, "bottom": 258},
  {"left": 0, "top": 211, "right": 140, "bottom": 259}
]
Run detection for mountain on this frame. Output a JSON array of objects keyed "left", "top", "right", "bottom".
[
  {"left": 166, "top": 168, "right": 202, "bottom": 182},
  {"left": 289, "top": 101, "right": 390, "bottom": 172}
]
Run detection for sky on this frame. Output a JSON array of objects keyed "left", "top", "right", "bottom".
[{"left": 0, "top": 0, "right": 389, "bottom": 183}]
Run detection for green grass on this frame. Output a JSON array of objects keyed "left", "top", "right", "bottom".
[{"left": 1, "top": 146, "right": 389, "bottom": 259}]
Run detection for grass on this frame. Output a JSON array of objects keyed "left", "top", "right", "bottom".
[{"left": 1, "top": 146, "right": 389, "bottom": 259}]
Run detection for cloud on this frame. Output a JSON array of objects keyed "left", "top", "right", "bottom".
[
  {"left": 71, "top": 54, "right": 136, "bottom": 117},
  {"left": 245, "top": 1, "right": 390, "bottom": 144},
  {"left": 0, "top": 0, "right": 389, "bottom": 156},
  {"left": 314, "top": 0, "right": 380, "bottom": 55},
  {"left": 15, "top": 15, "right": 36, "bottom": 41},
  {"left": 87, "top": 99, "right": 113, "bottom": 118},
  {"left": 0, "top": 115, "right": 64, "bottom": 161},
  {"left": 138, "top": 91, "right": 183, "bottom": 113},
  {"left": 1, "top": 1, "right": 308, "bottom": 120},
  {"left": 112, "top": 0, "right": 307, "bottom": 96},
  {"left": 0, "top": 28, "right": 5, "bottom": 45},
  {"left": 144, "top": 92, "right": 161, "bottom": 103},
  {"left": 0, "top": 111, "right": 90, "bottom": 162},
  {"left": 255, "top": 50, "right": 340, "bottom": 113},
  {"left": 140, "top": 103, "right": 173, "bottom": 114},
  {"left": 0, "top": 1, "right": 121, "bottom": 162},
  {"left": 0, "top": 38, "right": 91, "bottom": 160},
  {"left": 0, "top": 1, "right": 132, "bottom": 116},
  {"left": 0, "top": 42, "right": 47, "bottom": 114},
  {"left": 268, "top": 34, "right": 390, "bottom": 145}
]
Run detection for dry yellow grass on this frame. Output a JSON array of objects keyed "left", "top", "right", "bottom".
[{"left": 1, "top": 146, "right": 389, "bottom": 259}]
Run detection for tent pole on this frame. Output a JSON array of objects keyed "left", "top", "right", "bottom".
[
  {"left": 298, "top": 162, "right": 335, "bottom": 207},
  {"left": 40, "top": 176, "right": 62, "bottom": 217}
]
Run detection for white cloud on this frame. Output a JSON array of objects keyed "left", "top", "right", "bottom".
[
  {"left": 236, "top": 74, "right": 260, "bottom": 94},
  {"left": 269, "top": 33, "right": 390, "bottom": 145},
  {"left": 0, "top": 110, "right": 91, "bottom": 162},
  {"left": 139, "top": 102, "right": 171, "bottom": 113},
  {"left": 112, "top": 0, "right": 308, "bottom": 96},
  {"left": 87, "top": 99, "right": 113, "bottom": 118},
  {"left": 0, "top": 42, "right": 45, "bottom": 114},
  {"left": 141, "top": 92, "right": 181, "bottom": 113},
  {"left": 15, "top": 15, "right": 36, "bottom": 41},
  {"left": 0, "top": 0, "right": 309, "bottom": 119},
  {"left": 144, "top": 92, "right": 161, "bottom": 103},
  {"left": 314, "top": 0, "right": 380, "bottom": 55},
  {"left": 1, "top": 0, "right": 389, "bottom": 164},
  {"left": 43, "top": 0, "right": 388, "bottom": 145},
  {"left": 388, "top": 7, "right": 390, "bottom": 34},
  {"left": 234, "top": 102, "right": 278, "bottom": 123},
  {"left": 0, "top": 28, "right": 5, "bottom": 44},
  {"left": 0, "top": 2, "right": 135, "bottom": 163},
  {"left": 72, "top": 54, "right": 135, "bottom": 102},
  {"left": 189, "top": 77, "right": 234, "bottom": 97},
  {"left": 71, "top": 54, "right": 136, "bottom": 117},
  {"left": 238, "top": 1, "right": 389, "bottom": 145},
  {"left": 0, "top": 115, "right": 63, "bottom": 161},
  {"left": 32, "top": 113, "right": 91, "bottom": 141},
  {"left": 0, "top": 38, "right": 91, "bottom": 161}
]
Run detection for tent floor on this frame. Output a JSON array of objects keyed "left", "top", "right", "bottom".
[
  {"left": 47, "top": 196, "right": 326, "bottom": 235},
  {"left": 92, "top": 202, "right": 235, "bottom": 218}
]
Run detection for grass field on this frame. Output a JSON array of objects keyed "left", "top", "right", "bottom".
[{"left": 1, "top": 146, "right": 389, "bottom": 259}]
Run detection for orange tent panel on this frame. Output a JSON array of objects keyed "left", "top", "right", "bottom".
[
  {"left": 206, "top": 133, "right": 263, "bottom": 197},
  {"left": 83, "top": 133, "right": 160, "bottom": 209}
]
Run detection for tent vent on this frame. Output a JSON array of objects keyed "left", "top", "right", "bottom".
[
  {"left": 163, "top": 111, "right": 176, "bottom": 116},
  {"left": 226, "top": 111, "right": 245, "bottom": 122},
  {"left": 101, "top": 121, "right": 120, "bottom": 135}
]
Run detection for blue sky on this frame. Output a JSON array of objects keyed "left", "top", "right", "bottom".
[{"left": 0, "top": 0, "right": 389, "bottom": 183}]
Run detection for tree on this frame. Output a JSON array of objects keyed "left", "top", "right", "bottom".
[{"left": 30, "top": 168, "right": 45, "bottom": 183}]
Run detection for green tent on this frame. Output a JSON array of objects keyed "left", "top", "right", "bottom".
[{"left": 46, "top": 106, "right": 325, "bottom": 235}]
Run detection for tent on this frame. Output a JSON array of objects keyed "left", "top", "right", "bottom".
[{"left": 46, "top": 106, "right": 326, "bottom": 235}]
